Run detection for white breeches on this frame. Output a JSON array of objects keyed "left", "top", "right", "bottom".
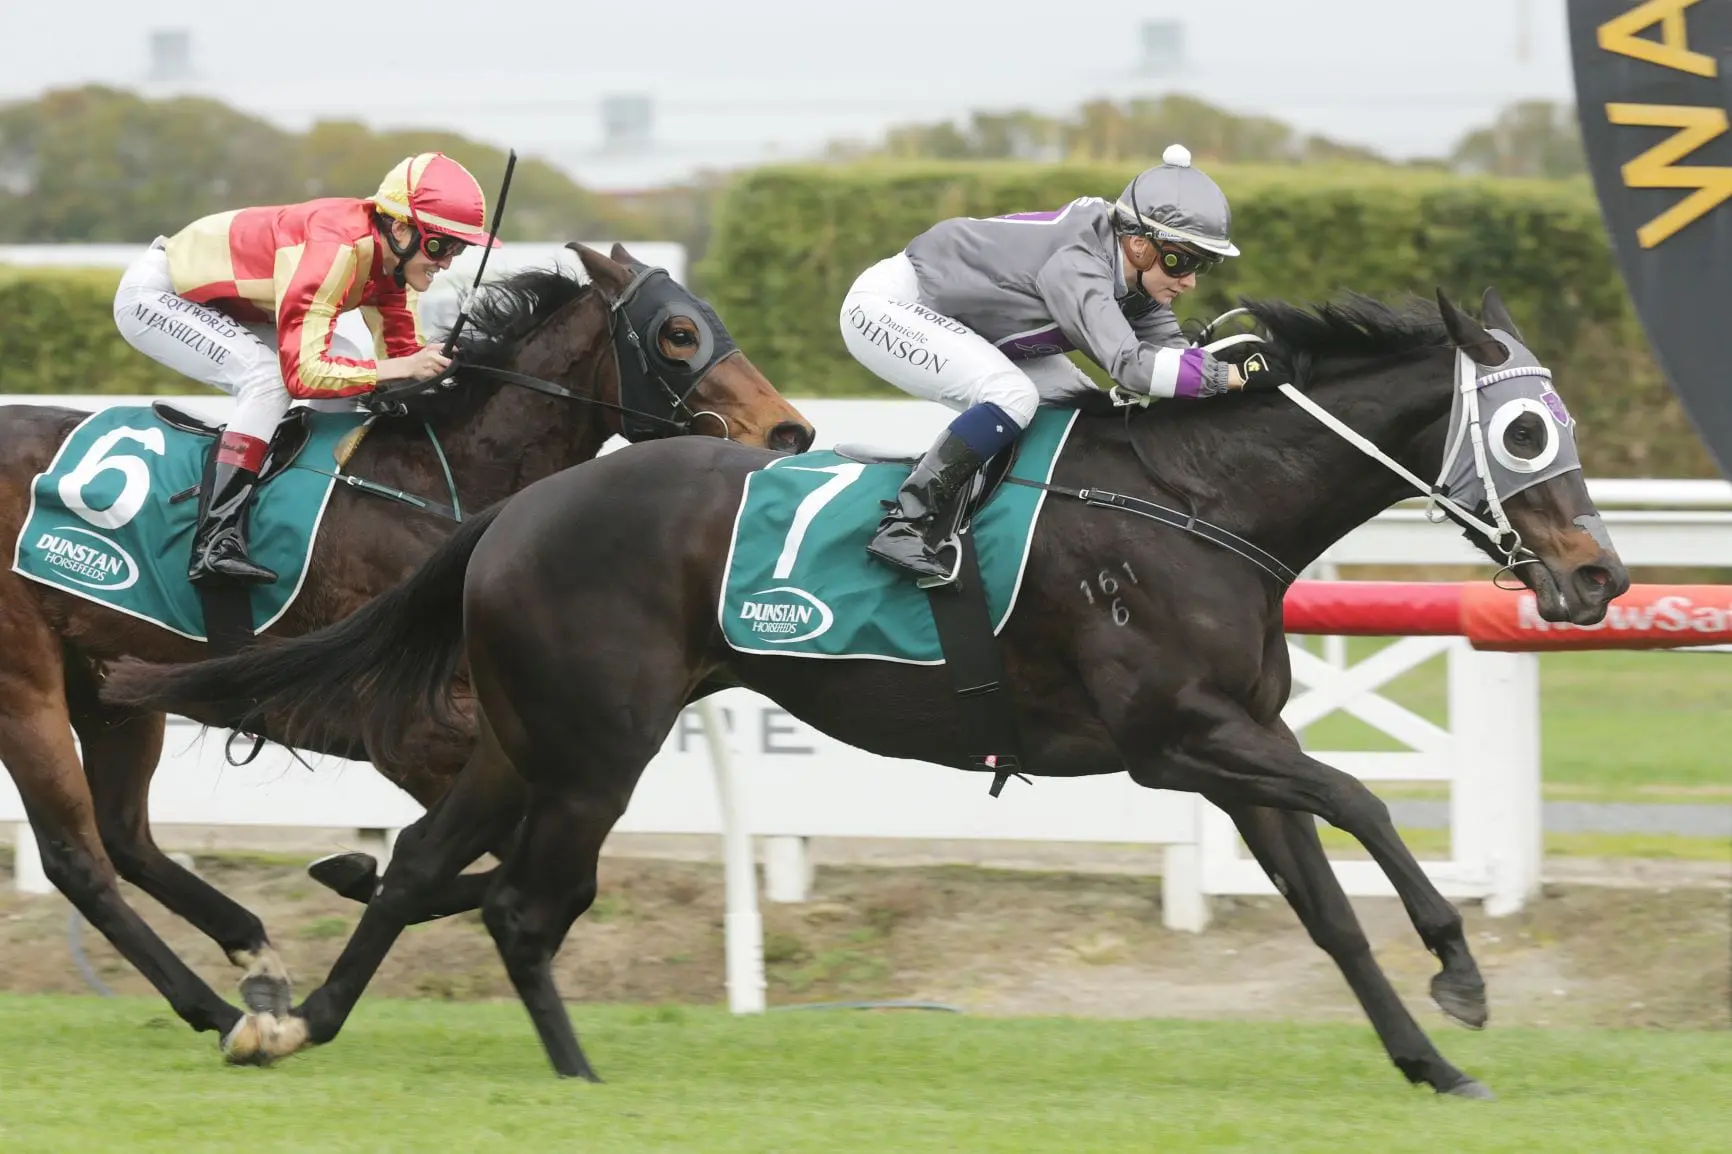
[
  {"left": 838, "top": 252, "right": 1094, "bottom": 428},
  {"left": 113, "top": 239, "right": 368, "bottom": 445}
]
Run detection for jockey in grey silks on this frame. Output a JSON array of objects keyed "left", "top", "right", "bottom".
[{"left": 838, "top": 143, "right": 1280, "bottom": 583}]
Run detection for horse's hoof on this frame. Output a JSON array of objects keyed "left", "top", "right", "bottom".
[
  {"left": 231, "top": 946, "right": 294, "bottom": 1015},
  {"left": 220, "top": 1012, "right": 312, "bottom": 1067},
  {"left": 1441, "top": 1076, "right": 1496, "bottom": 1100},
  {"left": 239, "top": 972, "right": 293, "bottom": 1016},
  {"left": 1431, "top": 971, "right": 1488, "bottom": 1029},
  {"left": 308, "top": 852, "right": 379, "bottom": 904},
  {"left": 221, "top": 1014, "right": 276, "bottom": 1067}
]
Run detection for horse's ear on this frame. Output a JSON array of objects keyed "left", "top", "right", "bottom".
[
  {"left": 1479, "top": 286, "right": 1524, "bottom": 344},
  {"left": 1437, "top": 287, "right": 1509, "bottom": 366},
  {"left": 566, "top": 241, "right": 632, "bottom": 294},
  {"left": 609, "top": 242, "right": 645, "bottom": 271}
]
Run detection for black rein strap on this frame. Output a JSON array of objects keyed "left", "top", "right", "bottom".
[
  {"left": 362, "top": 361, "right": 692, "bottom": 437},
  {"left": 1001, "top": 475, "right": 1300, "bottom": 587},
  {"left": 1000, "top": 404, "right": 1302, "bottom": 588}
]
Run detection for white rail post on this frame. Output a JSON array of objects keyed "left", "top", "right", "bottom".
[
  {"left": 355, "top": 827, "right": 399, "bottom": 874},
  {"left": 13, "top": 822, "right": 52, "bottom": 895},
  {"left": 1450, "top": 644, "right": 1542, "bottom": 916},
  {"left": 698, "top": 699, "right": 766, "bottom": 1014},
  {"left": 764, "top": 835, "right": 813, "bottom": 903},
  {"left": 1161, "top": 828, "right": 1209, "bottom": 932}
]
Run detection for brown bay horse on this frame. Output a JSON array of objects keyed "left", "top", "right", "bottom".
[{"left": 0, "top": 242, "right": 813, "bottom": 1042}]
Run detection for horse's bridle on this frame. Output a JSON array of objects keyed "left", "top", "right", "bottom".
[
  {"left": 1082, "top": 309, "right": 1561, "bottom": 588},
  {"left": 362, "top": 262, "right": 740, "bottom": 443}
]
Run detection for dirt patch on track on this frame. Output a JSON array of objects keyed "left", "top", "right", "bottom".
[{"left": 2, "top": 850, "right": 1726, "bottom": 1031}]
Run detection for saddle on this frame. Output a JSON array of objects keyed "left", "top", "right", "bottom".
[{"left": 151, "top": 402, "right": 315, "bottom": 495}]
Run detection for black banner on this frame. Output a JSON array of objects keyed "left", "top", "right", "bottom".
[{"left": 1568, "top": 0, "right": 1732, "bottom": 476}]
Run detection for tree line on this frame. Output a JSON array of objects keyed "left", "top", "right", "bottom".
[
  {"left": 0, "top": 85, "right": 646, "bottom": 244},
  {"left": 0, "top": 85, "right": 1585, "bottom": 252}
]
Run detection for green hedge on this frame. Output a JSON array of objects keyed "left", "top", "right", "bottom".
[
  {"left": 696, "top": 161, "right": 1714, "bottom": 478},
  {"left": 0, "top": 266, "right": 196, "bottom": 395},
  {"left": 1, "top": 164, "right": 1715, "bottom": 478}
]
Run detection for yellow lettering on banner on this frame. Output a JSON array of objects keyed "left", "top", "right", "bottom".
[
  {"left": 1598, "top": 0, "right": 1717, "bottom": 77},
  {"left": 1604, "top": 102, "right": 1732, "bottom": 246}
]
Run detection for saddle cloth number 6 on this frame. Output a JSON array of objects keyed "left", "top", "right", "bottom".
[{"left": 57, "top": 426, "right": 167, "bottom": 531}]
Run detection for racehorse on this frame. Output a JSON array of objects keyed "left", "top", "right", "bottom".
[
  {"left": 0, "top": 241, "right": 814, "bottom": 1045},
  {"left": 102, "top": 287, "right": 1628, "bottom": 1098}
]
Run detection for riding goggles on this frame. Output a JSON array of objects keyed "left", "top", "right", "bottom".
[
  {"left": 420, "top": 230, "right": 469, "bottom": 260},
  {"left": 1153, "top": 240, "right": 1221, "bottom": 278}
]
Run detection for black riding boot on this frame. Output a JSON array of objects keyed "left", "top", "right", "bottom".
[
  {"left": 865, "top": 428, "right": 987, "bottom": 583},
  {"left": 188, "top": 456, "right": 278, "bottom": 586}
]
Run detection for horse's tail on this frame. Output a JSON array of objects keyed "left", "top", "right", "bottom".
[{"left": 100, "top": 499, "right": 507, "bottom": 761}]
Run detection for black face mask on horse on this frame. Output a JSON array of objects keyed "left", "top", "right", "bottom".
[
  {"left": 606, "top": 262, "right": 742, "bottom": 442},
  {"left": 362, "top": 254, "right": 743, "bottom": 444}
]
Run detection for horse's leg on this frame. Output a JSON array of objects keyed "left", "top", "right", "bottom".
[
  {"left": 0, "top": 603, "right": 240, "bottom": 1036},
  {"left": 1145, "top": 691, "right": 1486, "bottom": 1029},
  {"left": 477, "top": 779, "right": 624, "bottom": 1081},
  {"left": 1213, "top": 798, "right": 1492, "bottom": 1097},
  {"left": 70, "top": 693, "right": 292, "bottom": 1014},
  {"left": 312, "top": 860, "right": 499, "bottom": 921},
  {"left": 222, "top": 731, "right": 526, "bottom": 1066}
]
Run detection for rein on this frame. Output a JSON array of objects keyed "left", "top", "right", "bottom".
[
  {"left": 1019, "top": 312, "right": 1552, "bottom": 590},
  {"left": 370, "top": 361, "right": 696, "bottom": 437},
  {"left": 337, "top": 262, "right": 745, "bottom": 523},
  {"left": 363, "top": 264, "right": 732, "bottom": 440}
]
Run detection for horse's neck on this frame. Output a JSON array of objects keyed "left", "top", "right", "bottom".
[
  {"left": 424, "top": 299, "right": 616, "bottom": 508},
  {"left": 433, "top": 384, "right": 610, "bottom": 509},
  {"left": 1245, "top": 357, "right": 1456, "bottom": 575},
  {"left": 1109, "top": 353, "right": 1455, "bottom": 579}
]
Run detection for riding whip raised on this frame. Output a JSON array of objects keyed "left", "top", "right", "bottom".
[{"left": 439, "top": 147, "right": 517, "bottom": 359}]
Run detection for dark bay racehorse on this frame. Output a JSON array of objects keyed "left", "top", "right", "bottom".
[
  {"left": 103, "top": 288, "right": 1629, "bottom": 1098},
  {"left": 1, "top": 242, "right": 813, "bottom": 1043}
]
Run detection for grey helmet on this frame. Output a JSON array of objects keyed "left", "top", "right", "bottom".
[{"left": 1112, "top": 144, "right": 1240, "bottom": 258}]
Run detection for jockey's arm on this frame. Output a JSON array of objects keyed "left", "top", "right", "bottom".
[
  {"left": 275, "top": 242, "right": 385, "bottom": 399},
  {"left": 1034, "top": 251, "right": 1237, "bottom": 399},
  {"left": 364, "top": 281, "right": 427, "bottom": 361}
]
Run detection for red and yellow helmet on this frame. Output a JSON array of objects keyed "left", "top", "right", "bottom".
[{"left": 371, "top": 152, "right": 501, "bottom": 250}]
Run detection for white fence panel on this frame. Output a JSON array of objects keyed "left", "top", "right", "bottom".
[{"left": 1, "top": 392, "right": 1724, "bottom": 1009}]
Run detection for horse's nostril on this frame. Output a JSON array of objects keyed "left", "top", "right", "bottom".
[
  {"left": 771, "top": 421, "right": 814, "bottom": 454},
  {"left": 1577, "top": 565, "right": 1616, "bottom": 598}
]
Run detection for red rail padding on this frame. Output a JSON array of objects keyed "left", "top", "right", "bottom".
[
  {"left": 1282, "top": 581, "right": 1464, "bottom": 636},
  {"left": 1282, "top": 580, "right": 1732, "bottom": 651},
  {"left": 1463, "top": 583, "right": 1732, "bottom": 650}
]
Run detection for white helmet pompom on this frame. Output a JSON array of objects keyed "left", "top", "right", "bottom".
[{"left": 1162, "top": 143, "right": 1192, "bottom": 168}]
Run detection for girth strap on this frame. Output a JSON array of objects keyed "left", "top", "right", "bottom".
[{"left": 923, "top": 527, "right": 1030, "bottom": 796}]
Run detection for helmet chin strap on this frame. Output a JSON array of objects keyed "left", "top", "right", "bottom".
[
  {"left": 1120, "top": 235, "right": 1155, "bottom": 299},
  {"left": 375, "top": 212, "right": 420, "bottom": 289}
]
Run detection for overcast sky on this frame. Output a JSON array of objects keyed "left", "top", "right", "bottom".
[{"left": 3, "top": 0, "right": 1579, "bottom": 190}]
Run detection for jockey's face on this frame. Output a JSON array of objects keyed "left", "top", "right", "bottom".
[
  {"left": 386, "top": 220, "right": 458, "bottom": 292},
  {"left": 1140, "top": 261, "right": 1197, "bottom": 307},
  {"left": 1121, "top": 234, "right": 1199, "bottom": 307}
]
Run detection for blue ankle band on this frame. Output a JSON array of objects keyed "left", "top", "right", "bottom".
[{"left": 947, "top": 402, "right": 1021, "bottom": 458}]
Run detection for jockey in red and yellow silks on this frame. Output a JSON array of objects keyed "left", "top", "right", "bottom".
[
  {"left": 113, "top": 152, "right": 502, "bottom": 587},
  {"left": 162, "top": 198, "right": 426, "bottom": 399}
]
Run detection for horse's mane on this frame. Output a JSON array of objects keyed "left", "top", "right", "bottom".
[
  {"left": 449, "top": 264, "right": 595, "bottom": 368},
  {"left": 397, "top": 262, "right": 596, "bottom": 425},
  {"left": 1237, "top": 292, "right": 1451, "bottom": 392}
]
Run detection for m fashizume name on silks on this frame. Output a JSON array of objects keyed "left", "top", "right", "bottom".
[{"left": 716, "top": 406, "right": 1078, "bottom": 664}]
